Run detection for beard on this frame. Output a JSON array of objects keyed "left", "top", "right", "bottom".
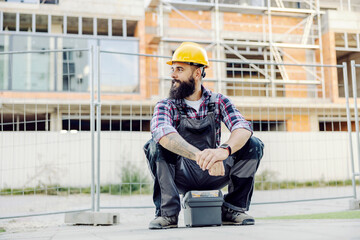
[{"left": 169, "top": 76, "right": 196, "bottom": 99}]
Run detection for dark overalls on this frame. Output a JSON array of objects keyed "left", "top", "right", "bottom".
[{"left": 144, "top": 94, "right": 264, "bottom": 217}]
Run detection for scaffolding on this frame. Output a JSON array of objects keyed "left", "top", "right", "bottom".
[{"left": 147, "top": 0, "right": 325, "bottom": 98}]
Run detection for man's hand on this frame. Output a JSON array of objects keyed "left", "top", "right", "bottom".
[
  {"left": 208, "top": 161, "right": 225, "bottom": 176},
  {"left": 196, "top": 148, "right": 229, "bottom": 170}
]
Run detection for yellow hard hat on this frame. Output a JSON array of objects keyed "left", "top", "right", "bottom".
[{"left": 167, "top": 42, "right": 209, "bottom": 68}]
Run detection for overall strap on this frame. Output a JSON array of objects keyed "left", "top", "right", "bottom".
[{"left": 207, "top": 93, "right": 217, "bottom": 113}]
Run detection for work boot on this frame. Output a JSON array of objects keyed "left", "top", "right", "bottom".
[
  {"left": 148, "top": 215, "right": 178, "bottom": 229},
  {"left": 222, "top": 206, "right": 255, "bottom": 225}
]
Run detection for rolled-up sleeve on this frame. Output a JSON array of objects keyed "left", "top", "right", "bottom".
[
  {"left": 150, "top": 100, "right": 178, "bottom": 143},
  {"left": 219, "top": 94, "right": 253, "bottom": 134}
]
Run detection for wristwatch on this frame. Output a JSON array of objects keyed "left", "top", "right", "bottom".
[{"left": 219, "top": 143, "right": 232, "bottom": 156}]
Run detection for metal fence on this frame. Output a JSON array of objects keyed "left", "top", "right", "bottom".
[
  {"left": 346, "top": 60, "right": 360, "bottom": 201},
  {"left": 0, "top": 47, "right": 95, "bottom": 218},
  {"left": 0, "top": 47, "right": 359, "bottom": 219}
]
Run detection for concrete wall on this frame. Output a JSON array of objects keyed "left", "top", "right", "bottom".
[
  {"left": 0, "top": 0, "right": 145, "bottom": 20},
  {"left": 0, "top": 131, "right": 356, "bottom": 189},
  {"left": 322, "top": 10, "right": 360, "bottom": 33}
]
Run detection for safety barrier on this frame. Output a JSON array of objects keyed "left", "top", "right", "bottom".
[{"left": 0, "top": 48, "right": 358, "bottom": 219}]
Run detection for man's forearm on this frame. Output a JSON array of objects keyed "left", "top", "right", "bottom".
[
  {"left": 159, "top": 132, "right": 200, "bottom": 160},
  {"left": 225, "top": 128, "right": 252, "bottom": 154}
]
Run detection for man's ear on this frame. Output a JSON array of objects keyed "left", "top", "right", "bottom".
[{"left": 194, "top": 67, "right": 202, "bottom": 80}]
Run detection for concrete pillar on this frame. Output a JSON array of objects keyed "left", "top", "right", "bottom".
[
  {"left": 50, "top": 110, "right": 62, "bottom": 131},
  {"left": 309, "top": 110, "right": 319, "bottom": 131}
]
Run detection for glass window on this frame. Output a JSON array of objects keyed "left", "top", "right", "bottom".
[
  {"left": 43, "top": 0, "right": 59, "bottom": 4},
  {"left": 97, "top": 18, "right": 108, "bottom": 36},
  {"left": 6, "top": 0, "right": 38, "bottom": 3},
  {"left": 0, "top": 35, "right": 10, "bottom": 90},
  {"left": 20, "top": 14, "right": 32, "bottom": 32},
  {"left": 112, "top": 19, "right": 123, "bottom": 36},
  {"left": 126, "top": 20, "right": 137, "bottom": 37},
  {"left": 335, "top": 33, "right": 345, "bottom": 48},
  {"left": 51, "top": 15, "right": 63, "bottom": 34},
  {"left": 82, "top": 17, "right": 93, "bottom": 35},
  {"left": 3, "top": 13, "right": 16, "bottom": 31},
  {"left": 36, "top": 15, "right": 48, "bottom": 33},
  {"left": 11, "top": 35, "right": 52, "bottom": 91},
  {"left": 60, "top": 37, "right": 93, "bottom": 92},
  {"left": 0, "top": 34, "right": 139, "bottom": 93},
  {"left": 67, "top": 16, "right": 78, "bottom": 34},
  {"left": 348, "top": 33, "right": 358, "bottom": 48},
  {"left": 100, "top": 39, "right": 139, "bottom": 93}
]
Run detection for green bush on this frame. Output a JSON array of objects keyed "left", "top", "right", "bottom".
[
  {"left": 1, "top": 169, "right": 359, "bottom": 195},
  {"left": 100, "top": 164, "right": 151, "bottom": 195},
  {"left": 253, "top": 170, "right": 360, "bottom": 191},
  {"left": 119, "top": 163, "right": 151, "bottom": 195}
]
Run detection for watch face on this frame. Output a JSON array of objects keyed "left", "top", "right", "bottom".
[
  {"left": 219, "top": 143, "right": 231, "bottom": 155},
  {"left": 220, "top": 144, "right": 229, "bottom": 148}
]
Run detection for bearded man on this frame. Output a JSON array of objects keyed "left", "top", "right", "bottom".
[{"left": 144, "top": 42, "right": 264, "bottom": 229}]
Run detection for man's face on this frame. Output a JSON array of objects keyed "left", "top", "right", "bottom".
[{"left": 169, "top": 62, "right": 197, "bottom": 99}]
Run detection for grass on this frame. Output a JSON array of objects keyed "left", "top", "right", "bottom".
[
  {"left": 0, "top": 164, "right": 151, "bottom": 196},
  {"left": 259, "top": 210, "right": 360, "bottom": 220},
  {"left": 254, "top": 170, "right": 359, "bottom": 191},
  {"left": 0, "top": 227, "right": 5, "bottom": 233},
  {"left": 1, "top": 169, "right": 359, "bottom": 196}
]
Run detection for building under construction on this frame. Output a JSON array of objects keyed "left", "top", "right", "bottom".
[
  {"left": 1, "top": 1, "right": 360, "bottom": 215},
  {"left": 0, "top": 0, "right": 360, "bottom": 132}
]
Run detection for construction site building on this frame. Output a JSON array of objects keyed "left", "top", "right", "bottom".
[{"left": 0, "top": 0, "right": 360, "bottom": 133}]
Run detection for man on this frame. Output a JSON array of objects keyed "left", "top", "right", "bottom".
[{"left": 144, "top": 42, "right": 264, "bottom": 229}]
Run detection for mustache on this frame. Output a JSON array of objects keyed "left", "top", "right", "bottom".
[{"left": 172, "top": 79, "right": 180, "bottom": 84}]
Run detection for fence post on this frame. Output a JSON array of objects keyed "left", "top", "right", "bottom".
[
  {"left": 351, "top": 60, "right": 360, "bottom": 177},
  {"left": 96, "top": 45, "right": 101, "bottom": 212},
  {"left": 90, "top": 45, "right": 96, "bottom": 211},
  {"left": 343, "top": 62, "right": 357, "bottom": 200}
]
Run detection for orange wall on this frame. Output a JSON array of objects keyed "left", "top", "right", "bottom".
[
  {"left": 321, "top": 31, "right": 338, "bottom": 101},
  {"left": 286, "top": 114, "right": 311, "bottom": 131},
  {"left": 145, "top": 12, "right": 160, "bottom": 98},
  {"left": 169, "top": 10, "right": 212, "bottom": 30},
  {"left": 223, "top": 13, "right": 263, "bottom": 32},
  {"left": 145, "top": 12, "right": 158, "bottom": 27},
  {"left": 223, "top": 13, "right": 303, "bottom": 34},
  {"left": 135, "top": 19, "right": 147, "bottom": 100},
  {"left": 283, "top": 48, "right": 308, "bottom": 98}
]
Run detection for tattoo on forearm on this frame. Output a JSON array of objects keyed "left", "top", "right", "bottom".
[{"left": 161, "top": 133, "right": 199, "bottom": 160}]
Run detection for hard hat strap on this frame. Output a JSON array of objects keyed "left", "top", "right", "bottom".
[
  {"left": 200, "top": 67, "right": 206, "bottom": 78},
  {"left": 188, "top": 62, "right": 206, "bottom": 78}
]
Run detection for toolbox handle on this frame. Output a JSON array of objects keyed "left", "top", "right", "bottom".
[{"left": 182, "top": 190, "right": 223, "bottom": 209}]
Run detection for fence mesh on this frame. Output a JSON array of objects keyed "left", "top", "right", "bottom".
[
  {"left": 0, "top": 49, "right": 94, "bottom": 218},
  {"left": 0, "top": 48, "right": 358, "bottom": 218}
]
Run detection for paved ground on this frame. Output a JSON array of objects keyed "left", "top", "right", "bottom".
[
  {"left": 1, "top": 219, "right": 360, "bottom": 240},
  {"left": 1, "top": 188, "right": 360, "bottom": 240}
]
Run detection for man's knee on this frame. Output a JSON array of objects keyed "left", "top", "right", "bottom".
[
  {"left": 144, "top": 139, "right": 157, "bottom": 160},
  {"left": 248, "top": 136, "right": 264, "bottom": 161},
  {"left": 234, "top": 136, "right": 264, "bottom": 162}
]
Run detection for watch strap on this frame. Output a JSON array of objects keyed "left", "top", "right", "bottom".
[{"left": 219, "top": 143, "right": 231, "bottom": 156}]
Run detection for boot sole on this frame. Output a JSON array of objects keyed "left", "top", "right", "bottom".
[
  {"left": 149, "top": 224, "right": 178, "bottom": 230},
  {"left": 222, "top": 219, "right": 255, "bottom": 225}
]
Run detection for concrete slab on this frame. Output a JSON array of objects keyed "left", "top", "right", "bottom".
[
  {"left": 64, "top": 212, "right": 120, "bottom": 226},
  {"left": 350, "top": 199, "right": 360, "bottom": 210},
  {"left": 1, "top": 219, "right": 360, "bottom": 240},
  {"left": 1, "top": 187, "right": 360, "bottom": 240}
]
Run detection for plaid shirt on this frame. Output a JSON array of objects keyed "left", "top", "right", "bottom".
[{"left": 151, "top": 86, "right": 252, "bottom": 146}]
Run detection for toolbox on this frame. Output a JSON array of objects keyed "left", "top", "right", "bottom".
[{"left": 182, "top": 190, "right": 223, "bottom": 227}]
